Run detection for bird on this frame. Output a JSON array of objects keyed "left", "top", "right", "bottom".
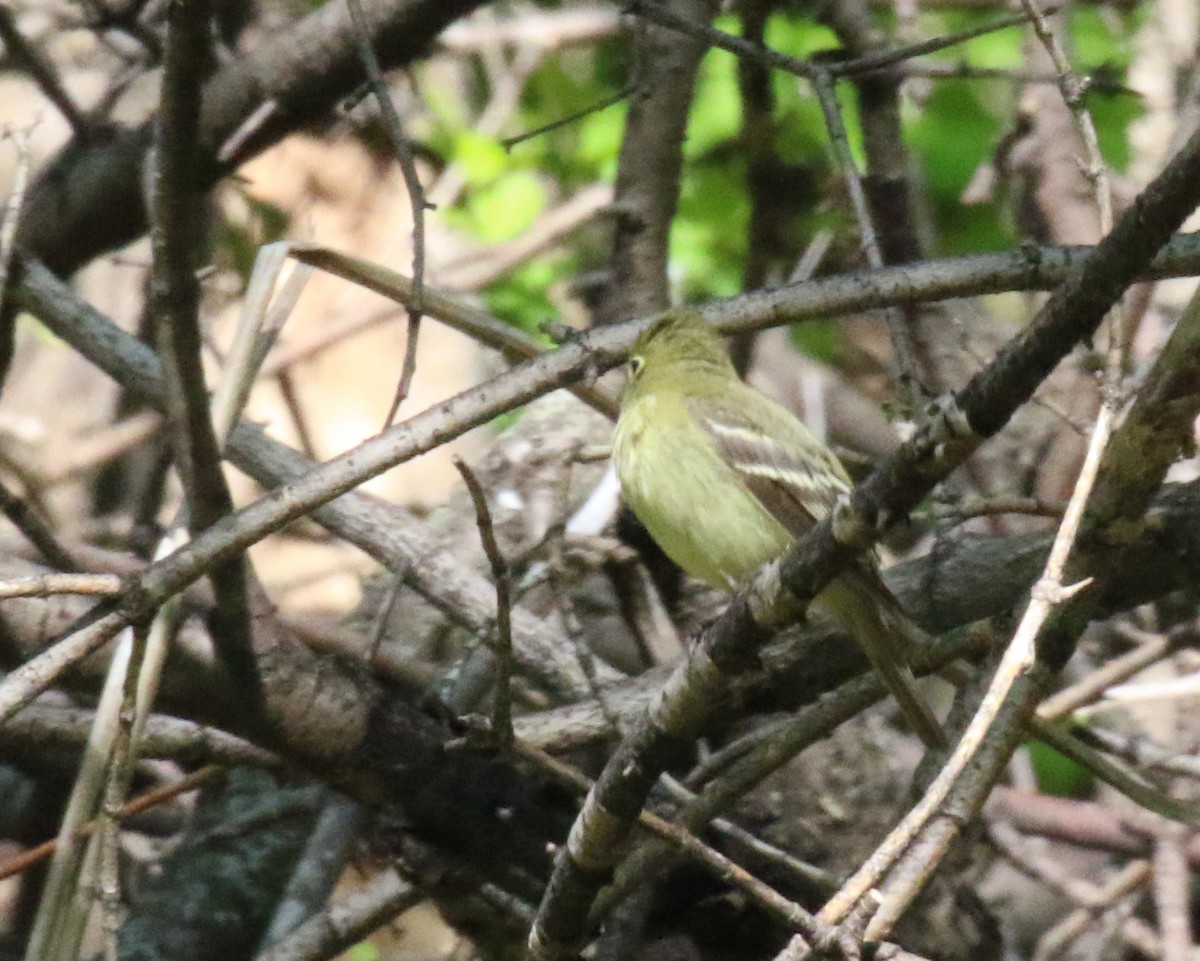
[{"left": 611, "top": 312, "right": 945, "bottom": 749}]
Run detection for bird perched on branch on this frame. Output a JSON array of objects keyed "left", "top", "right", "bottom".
[{"left": 612, "top": 312, "right": 945, "bottom": 749}]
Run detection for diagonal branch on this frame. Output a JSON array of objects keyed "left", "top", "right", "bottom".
[
  {"left": 9, "top": 216, "right": 1200, "bottom": 716},
  {"left": 343, "top": 0, "right": 429, "bottom": 425},
  {"left": 11, "top": 267, "right": 1200, "bottom": 950},
  {"left": 592, "top": 0, "right": 718, "bottom": 328},
  {"left": 150, "top": 0, "right": 258, "bottom": 702},
  {"left": 818, "top": 276, "right": 1200, "bottom": 949},
  {"left": 526, "top": 123, "right": 1200, "bottom": 959},
  {"left": 15, "top": 0, "right": 486, "bottom": 278}
]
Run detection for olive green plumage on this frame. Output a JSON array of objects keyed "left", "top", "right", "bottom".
[{"left": 613, "top": 313, "right": 945, "bottom": 749}]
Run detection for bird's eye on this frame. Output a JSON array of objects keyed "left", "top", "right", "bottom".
[{"left": 629, "top": 355, "right": 645, "bottom": 379}]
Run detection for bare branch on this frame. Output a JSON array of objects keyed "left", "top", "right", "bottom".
[
  {"left": 149, "top": 0, "right": 258, "bottom": 702},
  {"left": 344, "top": 0, "right": 428, "bottom": 426},
  {"left": 254, "top": 866, "right": 420, "bottom": 961},
  {"left": 529, "top": 121, "right": 1200, "bottom": 958},
  {"left": 0, "top": 766, "right": 225, "bottom": 883},
  {"left": 593, "top": 0, "right": 719, "bottom": 327},
  {"left": 16, "top": 0, "right": 486, "bottom": 277},
  {"left": 454, "top": 456, "right": 516, "bottom": 746},
  {"left": 0, "top": 9, "right": 88, "bottom": 133}
]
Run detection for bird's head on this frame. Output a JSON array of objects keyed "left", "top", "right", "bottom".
[{"left": 625, "top": 313, "right": 734, "bottom": 393}]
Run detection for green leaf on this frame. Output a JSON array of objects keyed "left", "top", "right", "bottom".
[
  {"left": 687, "top": 49, "right": 741, "bottom": 156},
  {"left": 1069, "top": 5, "right": 1142, "bottom": 68},
  {"left": 763, "top": 13, "right": 837, "bottom": 59},
  {"left": 578, "top": 103, "right": 626, "bottom": 175},
  {"left": 1027, "top": 738, "right": 1095, "bottom": 799},
  {"left": 346, "top": 942, "right": 380, "bottom": 961},
  {"left": 957, "top": 24, "right": 1024, "bottom": 70},
  {"left": 454, "top": 130, "right": 508, "bottom": 186},
  {"left": 789, "top": 319, "right": 839, "bottom": 364},
  {"left": 672, "top": 162, "right": 748, "bottom": 299},
  {"left": 482, "top": 254, "right": 575, "bottom": 337},
  {"left": 468, "top": 172, "right": 547, "bottom": 243},
  {"left": 908, "top": 83, "right": 1007, "bottom": 253}
]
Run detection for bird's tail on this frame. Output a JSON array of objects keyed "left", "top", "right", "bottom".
[{"left": 815, "top": 568, "right": 946, "bottom": 750}]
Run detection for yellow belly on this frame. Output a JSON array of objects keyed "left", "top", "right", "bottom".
[{"left": 613, "top": 395, "right": 792, "bottom": 588}]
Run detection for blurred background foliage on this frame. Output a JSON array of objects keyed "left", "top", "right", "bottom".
[{"left": 401, "top": 3, "right": 1144, "bottom": 358}]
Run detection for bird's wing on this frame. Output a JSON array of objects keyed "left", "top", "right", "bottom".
[
  {"left": 685, "top": 392, "right": 850, "bottom": 540},
  {"left": 687, "top": 392, "right": 945, "bottom": 749}
]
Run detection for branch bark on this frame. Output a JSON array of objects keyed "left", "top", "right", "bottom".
[
  {"left": 15, "top": 0, "right": 485, "bottom": 278},
  {"left": 528, "top": 122, "right": 1200, "bottom": 958}
]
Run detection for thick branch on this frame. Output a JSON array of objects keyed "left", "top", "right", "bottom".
[
  {"left": 593, "top": 0, "right": 718, "bottom": 327},
  {"left": 528, "top": 123, "right": 1200, "bottom": 958},
  {"left": 151, "top": 0, "right": 258, "bottom": 702},
  {"left": 16, "top": 0, "right": 485, "bottom": 277}
]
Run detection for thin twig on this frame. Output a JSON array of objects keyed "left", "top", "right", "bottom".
[
  {"left": 1031, "top": 860, "right": 1151, "bottom": 961},
  {"left": 1080, "top": 726, "right": 1200, "bottom": 783},
  {"left": 624, "top": 0, "right": 1044, "bottom": 83},
  {"left": 0, "top": 478, "right": 80, "bottom": 571},
  {"left": 0, "top": 10, "right": 88, "bottom": 132},
  {"left": 623, "top": 0, "right": 815, "bottom": 79},
  {"left": 986, "top": 787, "right": 1200, "bottom": 864},
  {"left": 0, "top": 573, "right": 122, "bottom": 599},
  {"left": 150, "top": 0, "right": 258, "bottom": 699},
  {"left": 215, "top": 99, "right": 279, "bottom": 166},
  {"left": 502, "top": 84, "right": 634, "bottom": 149},
  {"left": 989, "top": 821, "right": 1110, "bottom": 906},
  {"left": 275, "top": 369, "right": 318, "bottom": 460},
  {"left": 22, "top": 634, "right": 137, "bottom": 961},
  {"left": 261, "top": 304, "right": 396, "bottom": 376},
  {"left": 539, "top": 455, "right": 627, "bottom": 726},
  {"left": 215, "top": 246, "right": 312, "bottom": 443},
  {"left": 98, "top": 621, "right": 150, "bottom": 958},
  {"left": 513, "top": 739, "right": 833, "bottom": 946},
  {"left": 853, "top": 671, "right": 1048, "bottom": 945},
  {"left": 812, "top": 69, "right": 920, "bottom": 394},
  {"left": 257, "top": 234, "right": 1200, "bottom": 376},
  {"left": 425, "top": 29, "right": 542, "bottom": 212},
  {"left": 254, "top": 865, "right": 419, "bottom": 961},
  {"left": 547, "top": 546, "right": 622, "bottom": 737},
  {"left": 0, "top": 126, "right": 32, "bottom": 322},
  {"left": 1030, "top": 719, "right": 1198, "bottom": 826},
  {"left": 288, "top": 241, "right": 620, "bottom": 418},
  {"left": 897, "top": 59, "right": 1136, "bottom": 92},
  {"left": 343, "top": 0, "right": 427, "bottom": 426},
  {"left": 259, "top": 792, "right": 368, "bottom": 951},
  {"left": 1153, "top": 825, "right": 1193, "bottom": 961},
  {"left": 365, "top": 573, "right": 406, "bottom": 666},
  {"left": 1105, "top": 674, "right": 1200, "bottom": 703},
  {"left": 0, "top": 765, "right": 225, "bottom": 882},
  {"left": 828, "top": 5, "right": 1060, "bottom": 78},
  {"left": 0, "top": 703, "right": 281, "bottom": 771},
  {"left": 659, "top": 774, "right": 838, "bottom": 893},
  {"left": 453, "top": 456, "right": 515, "bottom": 746},
  {"left": 1037, "top": 629, "right": 1176, "bottom": 721},
  {"left": 1018, "top": 0, "right": 1123, "bottom": 377},
  {"left": 807, "top": 401, "right": 1112, "bottom": 936},
  {"left": 590, "top": 634, "right": 978, "bottom": 927},
  {"left": 934, "top": 495, "right": 1066, "bottom": 523}
]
